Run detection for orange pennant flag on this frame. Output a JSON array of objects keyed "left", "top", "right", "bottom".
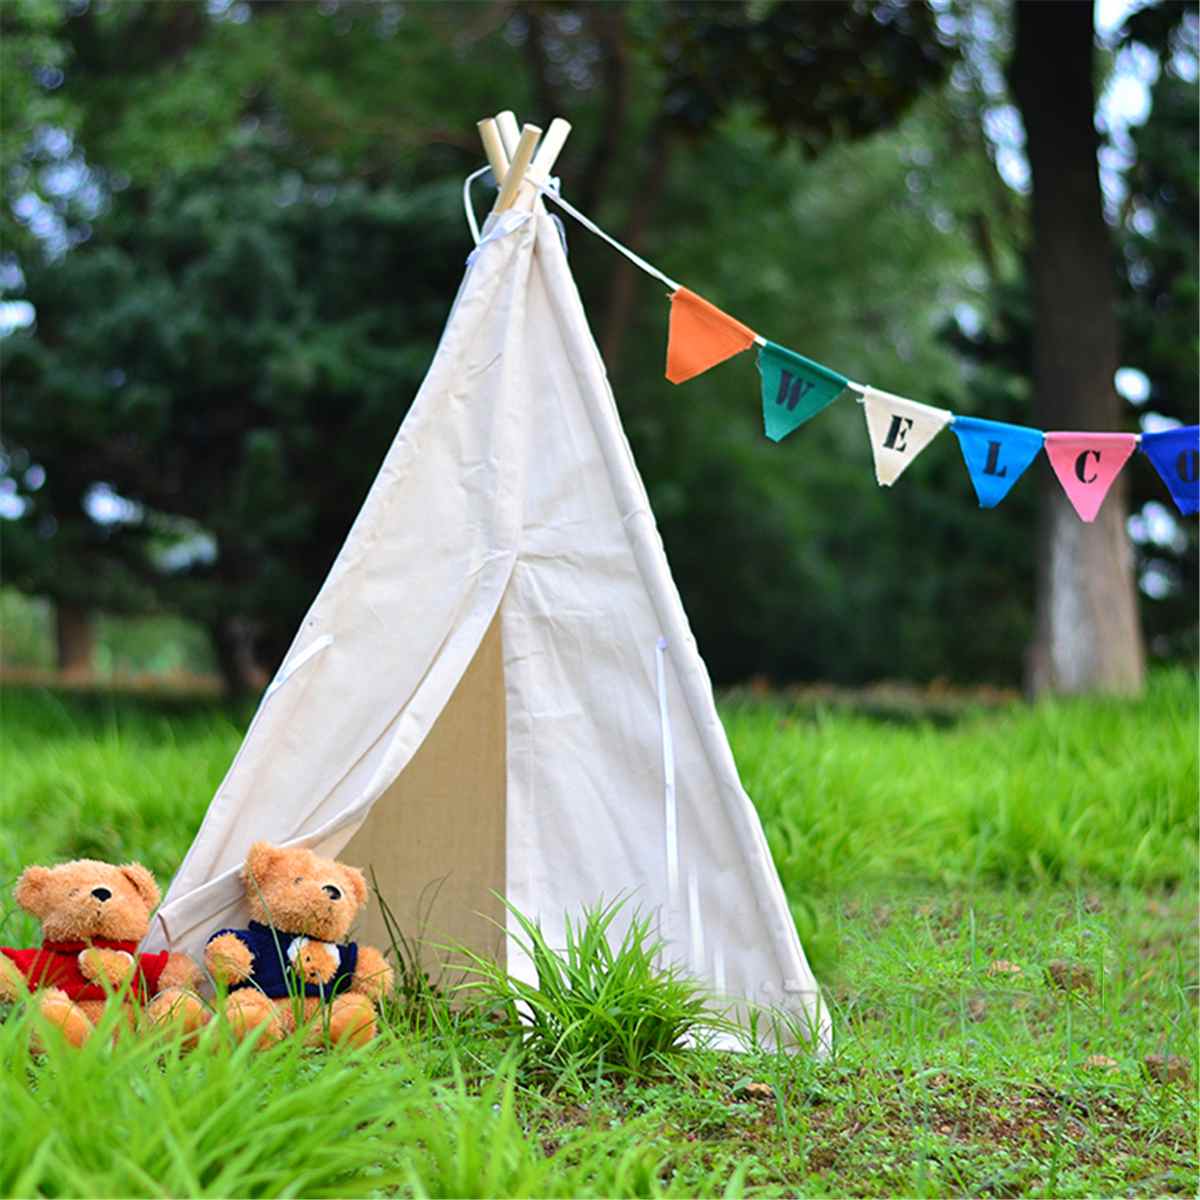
[{"left": 665, "top": 287, "right": 758, "bottom": 384}]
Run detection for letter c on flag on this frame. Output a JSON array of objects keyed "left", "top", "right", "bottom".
[{"left": 1074, "top": 449, "right": 1100, "bottom": 484}]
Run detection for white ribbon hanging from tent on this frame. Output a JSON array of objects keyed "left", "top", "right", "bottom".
[{"left": 654, "top": 635, "right": 680, "bottom": 911}]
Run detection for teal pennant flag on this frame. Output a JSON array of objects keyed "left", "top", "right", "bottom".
[{"left": 757, "top": 342, "right": 849, "bottom": 442}]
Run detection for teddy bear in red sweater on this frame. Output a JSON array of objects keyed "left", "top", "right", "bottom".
[{"left": 0, "top": 858, "right": 208, "bottom": 1046}]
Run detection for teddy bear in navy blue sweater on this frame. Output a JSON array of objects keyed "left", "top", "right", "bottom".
[{"left": 184, "top": 842, "right": 393, "bottom": 1047}]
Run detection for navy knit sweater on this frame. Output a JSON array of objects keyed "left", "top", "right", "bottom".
[{"left": 208, "top": 921, "right": 359, "bottom": 1000}]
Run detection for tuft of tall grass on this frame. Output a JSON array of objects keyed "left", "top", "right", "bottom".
[{"left": 454, "top": 898, "right": 725, "bottom": 1081}]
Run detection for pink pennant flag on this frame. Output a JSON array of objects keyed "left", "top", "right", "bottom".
[{"left": 1044, "top": 432, "right": 1139, "bottom": 522}]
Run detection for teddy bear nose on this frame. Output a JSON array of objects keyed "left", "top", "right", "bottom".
[
  {"left": 90, "top": 887, "right": 112, "bottom": 902},
  {"left": 322, "top": 884, "right": 342, "bottom": 901}
]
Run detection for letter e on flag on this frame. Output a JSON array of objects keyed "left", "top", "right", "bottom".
[{"left": 861, "top": 387, "right": 953, "bottom": 486}]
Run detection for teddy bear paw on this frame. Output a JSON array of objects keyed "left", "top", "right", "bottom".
[
  {"left": 222, "top": 991, "right": 286, "bottom": 1048},
  {"left": 145, "top": 988, "right": 210, "bottom": 1045},
  {"left": 306, "top": 992, "right": 377, "bottom": 1048},
  {"left": 78, "top": 947, "right": 136, "bottom": 989},
  {"left": 288, "top": 936, "right": 340, "bottom": 985},
  {"left": 37, "top": 988, "right": 94, "bottom": 1049}
]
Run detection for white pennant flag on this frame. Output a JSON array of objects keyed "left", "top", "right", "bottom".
[{"left": 861, "top": 386, "right": 953, "bottom": 486}]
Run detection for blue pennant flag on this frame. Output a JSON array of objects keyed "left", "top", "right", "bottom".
[
  {"left": 1140, "top": 425, "right": 1199, "bottom": 516},
  {"left": 952, "top": 416, "right": 1044, "bottom": 509}
]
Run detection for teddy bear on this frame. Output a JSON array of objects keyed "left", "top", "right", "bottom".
[
  {"left": 198, "top": 842, "right": 393, "bottom": 1047},
  {"left": 0, "top": 859, "right": 208, "bottom": 1046}
]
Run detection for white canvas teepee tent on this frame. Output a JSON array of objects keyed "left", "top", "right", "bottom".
[{"left": 146, "top": 116, "right": 829, "bottom": 1051}]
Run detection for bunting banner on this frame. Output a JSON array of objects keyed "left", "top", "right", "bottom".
[
  {"left": 512, "top": 181, "right": 1198, "bottom": 521},
  {"left": 1140, "top": 426, "right": 1200, "bottom": 516},
  {"left": 860, "top": 387, "right": 954, "bottom": 487},
  {"left": 666, "top": 288, "right": 758, "bottom": 384},
  {"left": 952, "top": 416, "right": 1044, "bottom": 509},
  {"left": 1044, "top": 432, "right": 1139, "bottom": 522},
  {"left": 757, "top": 342, "right": 849, "bottom": 443}
]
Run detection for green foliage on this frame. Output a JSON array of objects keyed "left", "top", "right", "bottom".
[
  {"left": 0, "top": 587, "right": 217, "bottom": 677},
  {"left": 658, "top": 1, "right": 951, "bottom": 148},
  {"left": 0, "top": 587, "right": 53, "bottom": 669},
  {"left": 2, "top": 0, "right": 1195, "bottom": 694},
  {"left": 0, "top": 0, "right": 76, "bottom": 255},
  {"left": 0, "top": 0, "right": 1074, "bottom": 691},
  {"left": 2, "top": 146, "right": 468, "bottom": 669},
  {"left": 456, "top": 898, "right": 723, "bottom": 1081}
]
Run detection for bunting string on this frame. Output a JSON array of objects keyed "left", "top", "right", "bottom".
[
  {"left": 522, "top": 174, "right": 1197, "bottom": 522},
  {"left": 537, "top": 179, "right": 681, "bottom": 292}
]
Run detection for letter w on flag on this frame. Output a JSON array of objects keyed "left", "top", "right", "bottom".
[{"left": 757, "top": 341, "right": 849, "bottom": 442}]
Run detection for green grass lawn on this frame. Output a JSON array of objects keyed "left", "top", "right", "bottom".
[{"left": 1, "top": 672, "right": 1196, "bottom": 1198}]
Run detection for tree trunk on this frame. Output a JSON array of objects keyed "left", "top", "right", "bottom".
[
  {"left": 209, "top": 616, "right": 268, "bottom": 697},
  {"left": 600, "top": 117, "right": 674, "bottom": 374},
  {"left": 1010, "top": 0, "right": 1145, "bottom": 697},
  {"left": 55, "top": 601, "right": 95, "bottom": 680}
]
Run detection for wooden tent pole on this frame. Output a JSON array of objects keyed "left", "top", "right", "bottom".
[
  {"left": 528, "top": 117, "right": 572, "bottom": 183},
  {"left": 476, "top": 117, "right": 509, "bottom": 181},
  {"left": 494, "top": 123, "right": 541, "bottom": 212},
  {"left": 495, "top": 110, "right": 521, "bottom": 159}
]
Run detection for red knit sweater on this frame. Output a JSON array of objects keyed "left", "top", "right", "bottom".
[{"left": 1, "top": 939, "right": 169, "bottom": 1002}]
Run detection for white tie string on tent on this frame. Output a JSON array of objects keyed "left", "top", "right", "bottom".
[
  {"left": 534, "top": 179, "right": 682, "bottom": 294},
  {"left": 654, "top": 636, "right": 681, "bottom": 911},
  {"left": 461, "top": 166, "right": 492, "bottom": 248}
]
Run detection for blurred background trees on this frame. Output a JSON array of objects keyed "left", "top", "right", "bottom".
[{"left": 1, "top": 0, "right": 1195, "bottom": 695}]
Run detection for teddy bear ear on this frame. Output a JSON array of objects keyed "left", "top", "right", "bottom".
[
  {"left": 341, "top": 864, "right": 368, "bottom": 908},
  {"left": 244, "top": 842, "right": 285, "bottom": 886},
  {"left": 119, "top": 863, "right": 161, "bottom": 909},
  {"left": 14, "top": 865, "right": 53, "bottom": 916}
]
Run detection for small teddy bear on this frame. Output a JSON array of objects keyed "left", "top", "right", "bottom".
[
  {"left": 199, "top": 842, "right": 393, "bottom": 1047},
  {"left": 0, "top": 859, "right": 208, "bottom": 1046}
]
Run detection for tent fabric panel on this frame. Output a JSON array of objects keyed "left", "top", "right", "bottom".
[{"left": 501, "top": 218, "right": 829, "bottom": 1049}]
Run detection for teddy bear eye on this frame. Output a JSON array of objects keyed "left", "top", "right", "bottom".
[{"left": 294, "top": 877, "right": 303, "bottom": 884}]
